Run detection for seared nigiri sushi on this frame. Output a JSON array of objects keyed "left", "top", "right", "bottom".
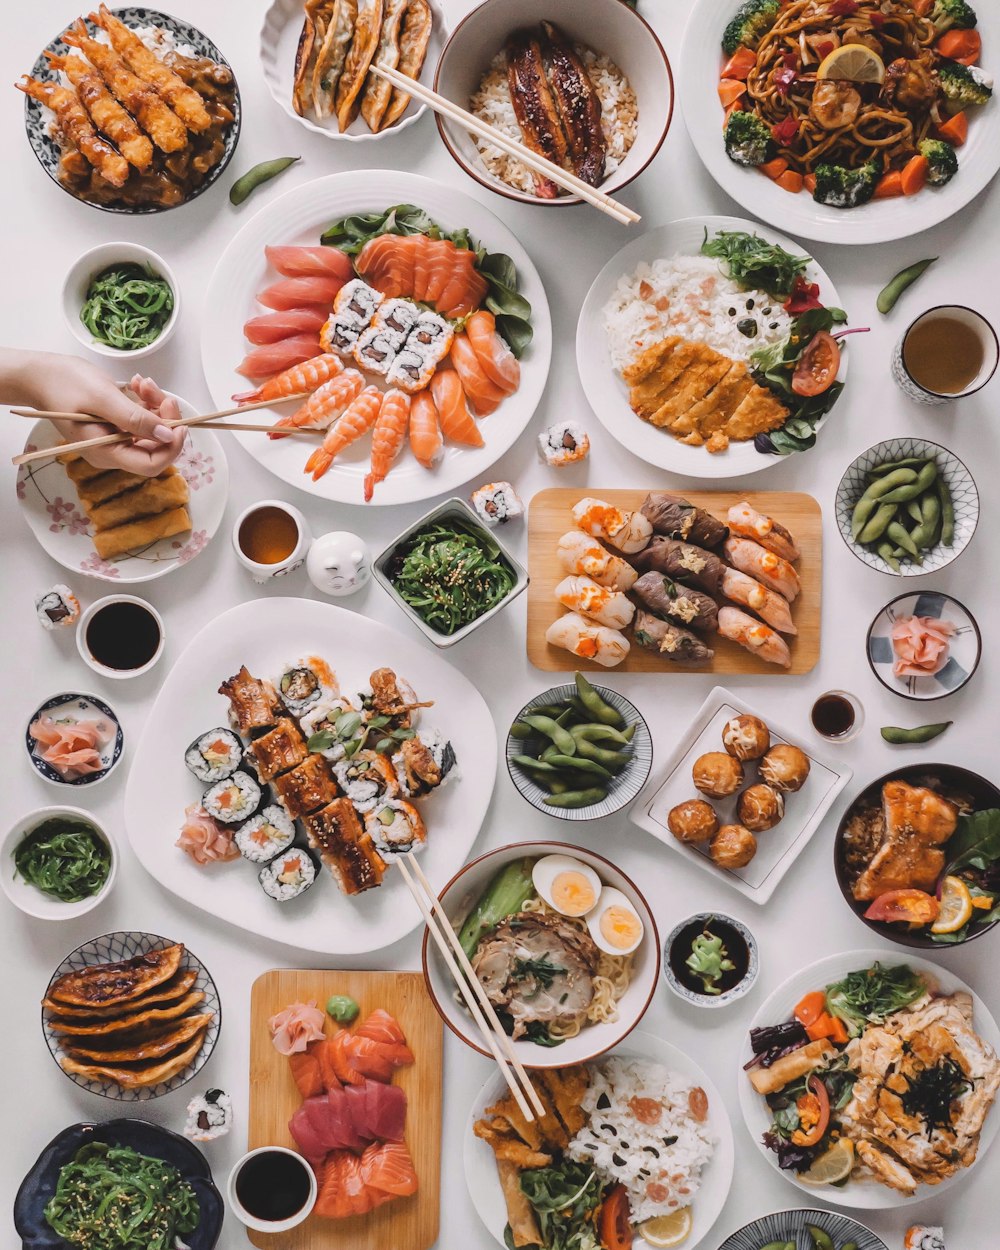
[
  {"left": 633, "top": 610, "right": 713, "bottom": 665},
  {"left": 631, "top": 537, "right": 724, "bottom": 596},
  {"left": 722, "top": 537, "right": 800, "bottom": 602},
  {"left": 641, "top": 492, "right": 729, "bottom": 549},
  {"left": 553, "top": 575, "right": 635, "bottom": 629},
  {"left": 572, "top": 497, "right": 652, "bottom": 554},
  {"left": 718, "top": 606, "right": 792, "bottom": 669},
  {"left": 727, "top": 502, "right": 800, "bottom": 562},
  {"left": 720, "top": 567, "right": 796, "bottom": 635},
  {"left": 631, "top": 571, "right": 718, "bottom": 634},
  {"left": 557, "top": 531, "right": 637, "bottom": 591},
  {"left": 545, "top": 611, "right": 629, "bottom": 668}
]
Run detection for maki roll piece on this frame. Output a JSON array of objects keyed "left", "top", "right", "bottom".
[
  {"left": 470, "top": 482, "right": 524, "bottom": 526},
  {"left": 905, "top": 1230, "right": 945, "bottom": 1250},
  {"left": 394, "top": 730, "right": 457, "bottom": 797},
  {"left": 35, "top": 585, "right": 81, "bottom": 630},
  {"left": 538, "top": 421, "right": 590, "bottom": 466},
  {"left": 386, "top": 347, "right": 436, "bottom": 394},
  {"left": 235, "top": 804, "right": 296, "bottom": 864},
  {"left": 631, "top": 572, "right": 719, "bottom": 634},
  {"left": 365, "top": 799, "right": 427, "bottom": 862},
  {"left": 353, "top": 325, "right": 400, "bottom": 377},
  {"left": 321, "top": 314, "right": 361, "bottom": 355},
  {"left": 368, "top": 666, "right": 422, "bottom": 730},
  {"left": 249, "top": 718, "right": 309, "bottom": 783},
  {"left": 333, "top": 750, "right": 400, "bottom": 813},
  {"left": 272, "top": 755, "right": 340, "bottom": 820},
  {"left": 376, "top": 298, "right": 422, "bottom": 347},
  {"left": 405, "top": 311, "right": 454, "bottom": 368},
  {"left": 572, "top": 498, "right": 652, "bottom": 555},
  {"left": 304, "top": 798, "right": 386, "bottom": 894},
  {"left": 633, "top": 610, "right": 714, "bottom": 666},
  {"left": 630, "top": 537, "right": 724, "bottom": 596},
  {"left": 184, "top": 1089, "right": 232, "bottom": 1142},
  {"left": 219, "top": 666, "right": 283, "bottom": 736},
  {"left": 275, "top": 655, "right": 338, "bottom": 715},
  {"left": 203, "top": 771, "right": 262, "bottom": 825},
  {"left": 300, "top": 699, "right": 361, "bottom": 762},
  {"left": 333, "top": 278, "right": 384, "bottom": 328},
  {"left": 259, "top": 849, "right": 317, "bottom": 902},
  {"left": 640, "top": 492, "right": 729, "bottom": 550},
  {"left": 184, "top": 728, "right": 243, "bottom": 784}
]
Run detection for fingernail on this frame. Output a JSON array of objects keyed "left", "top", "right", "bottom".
[{"left": 153, "top": 423, "right": 174, "bottom": 443}]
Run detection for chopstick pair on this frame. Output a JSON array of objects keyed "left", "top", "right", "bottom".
[
  {"left": 369, "top": 61, "right": 641, "bottom": 226},
  {"left": 395, "top": 855, "right": 546, "bottom": 1123}
]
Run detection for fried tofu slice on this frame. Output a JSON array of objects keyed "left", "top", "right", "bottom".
[{"left": 538, "top": 1066, "right": 590, "bottom": 1137}]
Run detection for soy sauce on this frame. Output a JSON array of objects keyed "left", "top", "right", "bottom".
[
  {"left": 235, "top": 1150, "right": 312, "bottom": 1223},
  {"left": 811, "top": 694, "right": 856, "bottom": 739},
  {"left": 669, "top": 916, "right": 749, "bottom": 997},
  {"left": 86, "top": 601, "right": 160, "bottom": 671}
]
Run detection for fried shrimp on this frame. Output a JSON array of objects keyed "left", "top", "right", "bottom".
[
  {"left": 43, "top": 51, "right": 153, "bottom": 170},
  {"left": 16, "top": 76, "right": 129, "bottom": 186}
]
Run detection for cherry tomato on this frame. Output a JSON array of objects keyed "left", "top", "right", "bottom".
[
  {"left": 598, "top": 1184, "right": 632, "bottom": 1250},
  {"left": 791, "top": 1075, "right": 831, "bottom": 1147},
  {"left": 864, "top": 888, "right": 939, "bottom": 927},
  {"left": 791, "top": 330, "right": 840, "bottom": 396}
]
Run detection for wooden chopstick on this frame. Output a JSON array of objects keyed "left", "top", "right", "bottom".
[
  {"left": 395, "top": 857, "right": 542, "bottom": 1122},
  {"left": 370, "top": 62, "right": 641, "bottom": 225}
]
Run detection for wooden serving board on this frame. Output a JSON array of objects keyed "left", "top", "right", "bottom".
[
  {"left": 527, "top": 488, "right": 821, "bottom": 675},
  {"left": 248, "top": 969, "right": 442, "bottom": 1250}
]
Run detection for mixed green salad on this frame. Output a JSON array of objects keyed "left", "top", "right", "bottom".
[{"left": 503, "top": 1161, "right": 604, "bottom": 1250}]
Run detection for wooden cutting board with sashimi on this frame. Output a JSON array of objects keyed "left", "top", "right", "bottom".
[{"left": 248, "top": 969, "right": 442, "bottom": 1250}]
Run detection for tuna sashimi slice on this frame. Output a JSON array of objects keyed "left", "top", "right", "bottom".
[
  {"left": 360, "top": 1080, "right": 408, "bottom": 1143},
  {"left": 236, "top": 335, "right": 322, "bottom": 380},
  {"left": 288, "top": 1103, "right": 328, "bottom": 1171},
  {"left": 257, "top": 275, "right": 345, "bottom": 312},
  {"left": 243, "top": 306, "right": 330, "bottom": 345},
  {"left": 265, "top": 245, "right": 355, "bottom": 282}
]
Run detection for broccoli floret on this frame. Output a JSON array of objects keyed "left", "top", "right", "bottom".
[
  {"left": 919, "top": 138, "right": 959, "bottom": 185},
  {"left": 930, "top": 0, "right": 977, "bottom": 32},
  {"left": 939, "top": 60, "right": 994, "bottom": 106},
  {"left": 724, "top": 111, "right": 773, "bottom": 166},
  {"left": 812, "top": 158, "right": 882, "bottom": 209},
  {"left": 722, "top": 0, "right": 780, "bottom": 55}
]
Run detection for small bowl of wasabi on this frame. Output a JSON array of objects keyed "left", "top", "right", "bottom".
[
  {"left": 62, "top": 242, "right": 179, "bottom": 360},
  {"left": 2, "top": 805, "right": 117, "bottom": 920}
]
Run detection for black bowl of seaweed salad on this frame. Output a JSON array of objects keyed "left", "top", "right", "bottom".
[
  {"left": 663, "top": 912, "right": 759, "bottom": 1008},
  {"left": 374, "top": 498, "right": 528, "bottom": 647}
]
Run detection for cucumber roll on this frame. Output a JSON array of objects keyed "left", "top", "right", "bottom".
[
  {"left": 235, "top": 804, "right": 295, "bottom": 863},
  {"left": 185, "top": 728, "right": 243, "bottom": 784},
  {"left": 203, "top": 770, "right": 261, "bottom": 824},
  {"left": 365, "top": 799, "right": 427, "bottom": 862},
  {"left": 259, "top": 849, "right": 317, "bottom": 902},
  {"left": 274, "top": 655, "right": 338, "bottom": 715}
]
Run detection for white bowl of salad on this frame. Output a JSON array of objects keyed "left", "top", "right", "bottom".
[{"left": 62, "top": 241, "right": 179, "bottom": 360}]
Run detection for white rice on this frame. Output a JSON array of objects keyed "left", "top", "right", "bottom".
[
  {"left": 603, "top": 255, "right": 793, "bottom": 373},
  {"left": 91, "top": 22, "right": 196, "bottom": 58},
  {"left": 567, "top": 1057, "right": 715, "bottom": 1225},
  {"left": 470, "top": 47, "right": 637, "bottom": 195}
]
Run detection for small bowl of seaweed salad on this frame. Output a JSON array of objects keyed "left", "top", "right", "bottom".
[
  {"left": 63, "top": 242, "right": 179, "bottom": 360},
  {"left": 663, "top": 912, "right": 758, "bottom": 1009},
  {"left": 3, "top": 805, "right": 117, "bottom": 921},
  {"left": 374, "top": 497, "right": 528, "bottom": 647}
]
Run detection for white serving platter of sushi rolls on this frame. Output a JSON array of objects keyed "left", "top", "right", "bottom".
[{"left": 124, "top": 596, "right": 497, "bottom": 955}]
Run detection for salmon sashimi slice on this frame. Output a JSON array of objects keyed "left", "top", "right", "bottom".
[
  {"left": 409, "top": 390, "right": 443, "bottom": 468},
  {"left": 342, "top": 1035, "right": 396, "bottom": 1083},
  {"left": 324, "top": 1029, "right": 366, "bottom": 1085},
  {"left": 450, "top": 334, "right": 504, "bottom": 415},
  {"left": 431, "top": 370, "right": 483, "bottom": 447},
  {"left": 288, "top": 1044, "right": 325, "bottom": 1100},
  {"left": 355, "top": 1008, "right": 407, "bottom": 1046},
  {"left": 418, "top": 239, "right": 456, "bottom": 308},
  {"left": 466, "top": 310, "right": 520, "bottom": 392},
  {"left": 236, "top": 334, "right": 322, "bottom": 379},
  {"left": 265, "top": 244, "right": 355, "bottom": 282},
  {"left": 360, "top": 1140, "right": 419, "bottom": 1198},
  {"left": 355, "top": 235, "right": 488, "bottom": 318},
  {"left": 315, "top": 1150, "right": 375, "bottom": 1220},
  {"left": 355, "top": 235, "right": 417, "bottom": 299},
  {"left": 315, "top": 1036, "right": 347, "bottom": 1092},
  {"left": 243, "top": 306, "right": 330, "bottom": 345},
  {"left": 257, "top": 275, "right": 346, "bottom": 311}
]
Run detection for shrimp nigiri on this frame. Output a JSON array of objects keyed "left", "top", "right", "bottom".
[
  {"left": 430, "top": 372, "right": 483, "bottom": 448},
  {"left": 305, "top": 386, "right": 382, "bottom": 481},
  {"left": 236, "top": 335, "right": 322, "bottom": 380},
  {"left": 449, "top": 334, "right": 504, "bottom": 416},
  {"left": 718, "top": 606, "right": 792, "bottom": 669},
  {"left": 466, "top": 311, "right": 520, "bottom": 393},
  {"left": 270, "top": 369, "right": 364, "bottom": 439},
  {"left": 364, "top": 390, "right": 411, "bottom": 501},
  {"left": 720, "top": 567, "right": 797, "bottom": 635},
  {"left": 233, "top": 354, "right": 344, "bottom": 404},
  {"left": 722, "top": 537, "right": 800, "bottom": 602},
  {"left": 727, "top": 502, "right": 800, "bottom": 562},
  {"left": 409, "top": 391, "right": 443, "bottom": 469}
]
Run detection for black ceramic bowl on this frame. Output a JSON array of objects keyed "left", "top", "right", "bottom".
[
  {"left": 14, "top": 1119, "right": 224, "bottom": 1249},
  {"left": 834, "top": 762, "right": 1000, "bottom": 949}
]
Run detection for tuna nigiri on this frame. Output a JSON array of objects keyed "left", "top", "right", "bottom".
[
  {"left": 243, "top": 306, "right": 330, "bottom": 345},
  {"left": 236, "top": 334, "right": 322, "bottom": 380},
  {"left": 466, "top": 310, "right": 520, "bottom": 392},
  {"left": 265, "top": 244, "right": 355, "bottom": 282},
  {"left": 449, "top": 333, "right": 505, "bottom": 415},
  {"left": 257, "top": 275, "right": 345, "bottom": 312},
  {"left": 430, "top": 371, "right": 483, "bottom": 447},
  {"left": 409, "top": 391, "right": 443, "bottom": 469}
]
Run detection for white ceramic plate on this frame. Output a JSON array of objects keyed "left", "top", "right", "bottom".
[
  {"left": 201, "top": 171, "right": 552, "bottom": 505},
  {"left": 576, "top": 215, "right": 848, "bottom": 479},
  {"left": 630, "top": 687, "right": 852, "bottom": 904},
  {"left": 124, "top": 597, "right": 497, "bottom": 955},
  {"left": 737, "top": 949, "right": 1000, "bottom": 1208},
  {"left": 867, "top": 591, "right": 981, "bottom": 700},
  {"left": 680, "top": 0, "right": 1000, "bottom": 245},
  {"left": 464, "top": 1028, "right": 735, "bottom": 1250},
  {"left": 16, "top": 402, "right": 227, "bottom": 583},
  {"left": 259, "top": 0, "right": 447, "bottom": 141}
]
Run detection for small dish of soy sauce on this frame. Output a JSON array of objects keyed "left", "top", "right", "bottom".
[
  {"left": 77, "top": 594, "right": 165, "bottom": 679},
  {"left": 663, "top": 912, "right": 758, "bottom": 1009},
  {"left": 227, "top": 1146, "right": 317, "bottom": 1233}
]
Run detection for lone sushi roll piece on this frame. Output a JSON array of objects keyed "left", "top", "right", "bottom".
[
  {"left": 35, "top": 585, "right": 81, "bottom": 631},
  {"left": 219, "top": 667, "right": 283, "bottom": 736},
  {"left": 259, "top": 849, "right": 318, "bottom": 902},
  {"left": 303, "top": 799, "right": 386, "bottom": 895},
  {"left": 717, "top": 606, "right": 792, "bottom": 669},
  {"left": 557, "top": 532, "right": 638, "bottom": 592},
  {"left": 539, "top": 421, "right": 590, "bottom": 466},
  {"left": 203, "top": 771, "right": 262, "bottom": 825},
  {"left": 470, "top": 482, "right": 524, "bottom": 526},
  {"left": 727, "top": 501, "right": 800, "bottom": 562},
  {"left": 722, "top": 537, "right": 800, "bottom": 602},
  {"left": 633, "top": 610, "right": 714, "bottom": 666},
  {"left": 184, "top": 728, "right": 243, "bottom": 784},
  {"left": 545, "top": 611, "right": 630, "bottom": 669},
  {"left": 365, "top": 799, "right": 427, "bottom": 862},
  {"left": 554, "top": 575, "right": 635, "bottom": 630},
  {"left": 334, "top": 751, "right": 400, "bottom": 813},
  {"left": 275, "top": 656, "right": 338, "bottom": 715},
  {"left": 235, "top": 805, "right": 296, "bottom": 864},
  {"left": 720, "top": 567, "right": 797, "bottom": 635},
  {"left": 572, "top": 498, "right": 653, "bottom": 555},
  {"left": 184, "top": 1089, "right": 233, "bottom": 1142},
  {"left": 393, "top": 730, "right": 457, "bottom": 797},
  {"left": 249, "top": 717, "right": 309, "bottom": 783},
  {"left": 905, "top": 1230, "right": 945, "bottom": 1250}
]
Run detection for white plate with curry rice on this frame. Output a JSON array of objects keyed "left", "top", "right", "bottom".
[
  {"left": 16, "top": 396, "right": 227, "bottom": 583},
  {"left": 577, "top": 215, "right": 850, "bottom": 479}
]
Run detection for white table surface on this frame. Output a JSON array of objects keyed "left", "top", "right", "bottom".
[{"left": 2, "top": 2, "right": 999, "bottom": 1247}]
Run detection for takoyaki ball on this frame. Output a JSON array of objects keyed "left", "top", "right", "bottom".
[
  {"left": 737, "top": 783, "right": 785, "bottom": 832},
  {"left": 721, "top": 714, "right": 771, "bottom": 761},
  {"left": 710, "top": 823, "right": 757, "bottom": 869},
  {"left": 759, "top": 744, "right": 811, "bottom": 793},
  {"left": 692, "top": 751, "right": 744, "bottom": 798},
  {"left": 667, "top": 799, "right": 719, "bottom": 844}
]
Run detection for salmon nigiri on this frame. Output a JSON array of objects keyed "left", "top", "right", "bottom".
[
  {"left": 243, "top": 306, "right": 330, "bottom": 345},
  {"left": 364, "top": 389, "right": 411, "bottom": 502},
  {"left": 264, "top": 244, "right": 354, "bottom": 282},
  {"left": 409, "top": 391, "right": 443, "bottom": 469},
  {"left": 449, "top": 334, "right": 505, "bottom": 415},
  {"left": 430, "top": 371, "right": 483, "bottom": 447},
  {"left": 305, "top": 386, "right": 382, "bottom": 481},
  {"left": 257, "top": 275, "right": 345, "bottom": 311},
  {"left": 466, "top": 310, "right": 520, "bottom": 392},
  {"left": 236, "top": 334, "right": 322, "bottom": 380}
]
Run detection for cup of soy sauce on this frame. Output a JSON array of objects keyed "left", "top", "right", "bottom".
[
  {"left": 227, "top": 1146, "right": 317, "bottom": 1233},
  {"left": 811, "top": 690, "right": 864, "bottom": 743},
  {"left": 77, "top": 595, "right": 165, "bottom": 680}
]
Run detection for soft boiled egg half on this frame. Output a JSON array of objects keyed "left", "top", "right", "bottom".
[
  {"left": 532, "top": 854, "right": 601, "bottom": 917},
  {"left": 586, "top": 886, "right": 645, "bottom": 955}
]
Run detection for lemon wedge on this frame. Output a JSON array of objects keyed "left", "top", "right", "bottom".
[
  {"left": 799, "top": 1138, "right": 856, "bottom": 1185},
  {"left": 640, "top": 1209, "right": 693, "bottom": 1248},
  {"left": 817, "top": 44, "right": 886, "bottom": 84},
  {"left": 931, "top": 875, "right": 974, "bottom": 934}
]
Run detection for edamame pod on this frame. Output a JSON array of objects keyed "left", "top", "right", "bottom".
[
  {"left": 544, "top": 754, "right": 613, "bottom": 781},
  {"left": 877, "top": 460, "right": 937, "bottom": 503},
  {"left": 543, "top": 787, "right": 608, "bottom": 808},
  {"left": 509, "top": 721, "right": 534, "bottom": 740},
  {"left": 851, "top": 495, "right": 879, "bottom": 540},
  {"left": 570, "top": 723, "right": 632, "bottom": 746},
  {"left": 842, "top": 1243, "right": 858, "bottom": 1250},
  {"left": 807, "top": 1226, "right": 835, "bottom": 1250},
  {"left": 540, "top": 744, "right": 562, "bottom": 764},
  {"left": 574, "top": 672, "right": 624, "bottom": 726},
  {"left": 857, "top": 503, "right": 897, "bottom": 545},
  {"left": 574, "top": 739, "right": 633, "bottom": 771},
  {"left": 876, "top": 541, "right": 900, "bottom": 572},
  {"left": 522, "top": 714, "right": 576, "bottom": 756},
  {"left": 861, "top": 468, "right": 918, "bottom": 500},
  {"left": 905, "top": 498, "right": 924, "bottom": 525},
  {"left": 868, "top": 456, "right": 931, "bottom": 475},
  {"left": 876, "top": 257, "right": 936, "bottom": 314},
  {"left": 887, "top": 521, "right": 919, "bottom": 557},
  {"left": 881, "top": 721, "right": 952, "bottom": 744},
  {"left": 910, "top": 493, "right": 941, "bottom": 550},
  {"left": 937, "top": 476, "right": 955, "bottom": 546},
  {"left": 229, "top": 156, "right": 300, "bottom": 205},
  {"left": 511, "top": 755, "right": 559, "bottom": 774}
]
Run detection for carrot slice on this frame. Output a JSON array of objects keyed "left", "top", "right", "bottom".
[
  {"left": 937, "top": 110, "right": 968, "bottom": 146},
  {"left": 804, "top": 172, "right": 817, "bottom": 193},
  {"left": 718, "top": 77, "right": 747, "bottom": 108},
  {"left": 911, "top": 0, "right": 933, "bottom": 15},
  {"left": 901, "top": 154, "right": 930, "bottom": 196},
  {"left": 827, "top": 1016, "right": 849, "bottom": 1045},
  {"left": 874, "top": 170, "right": 905, "bottom": 198},
  {"left": 936, "top": 29, "right": 981, "bottom": 64},
  {"left": 760, "top": 157, "right": 789, "bottom": 180},
  {"left": 776, "top": 168, "right": 804, "bottom": 193},
  {"left": 721, "top": 47, "right": 758, "bottom": 80},
  {"left": 794, "top": 991, "right": 827, "bottom": 1026}
]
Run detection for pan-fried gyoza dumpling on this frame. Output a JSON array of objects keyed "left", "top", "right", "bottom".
[
  {"left": 41, "top": 969, "right": 198, "bottom": 1020},
  {"left": 62, "top": 1012, "right": 214, "bottom": 1064},
  {"left": 381, "top": 0, "right": 432, "bottom": 130},
  {"left": 293, "top": 0, "right": 334, "bottom": 114},
  {"left": 359, "top": 0, "right": 409, "bottom": 132},
  {"left": 47, "top": 990, "right": 207, "bottom": 1036},
  {"left": 312, "top": 0, "right": 359, "bottom": 120},
  {"left": 46, "top": 944, "right": 184, "bottom": 1009},
  {"left": 335, "top": 0, "right": 385, "bottom": 131},
  {"left": 59, "top": 1029, "right": 211, "bottom": 1089}
]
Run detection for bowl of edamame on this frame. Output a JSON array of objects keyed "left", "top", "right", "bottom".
[
  {"left": 835, "top": 438, "right": 979, "bottom": 577},
  {"left": 716, "top": 1207, "right": 887, "bottom": 1250},
  {"left": 506, "top": 673, "right": 652, "bottom": 821}
]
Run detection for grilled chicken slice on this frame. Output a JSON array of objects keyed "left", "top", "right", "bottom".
[
  {"left": 506, "top": 30, "right": 569, "bottom": 199},
  {"left": 541, "top": 21, "right": 605, "bottom": 186}
]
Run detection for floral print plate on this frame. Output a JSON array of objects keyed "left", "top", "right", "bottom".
[{"left": 16, "top": 397, "right": 227, "bottom": 583}]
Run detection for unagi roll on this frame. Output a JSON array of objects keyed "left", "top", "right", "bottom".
[
  {"left": 631, "top": 572, "right": 719, "bottom": 634},
  {"left": 630, "top": 536, "right": 724, "bottom": 596},
  {"left": 640, "top": 492, "right": 729, "bottom": 549}
]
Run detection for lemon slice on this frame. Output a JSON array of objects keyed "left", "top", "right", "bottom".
[
  {"left": 817, "top": 43, "right": 886, "bottom": 84},
  {"left": 931, "top": 875, "right": 973, "bottom": 934},
  {"left": 799, "top": 1138, "right": 856, "bottom": 1185},
  {"left": 640, "top": 1208, "right": 693, "bottom": 1248}
]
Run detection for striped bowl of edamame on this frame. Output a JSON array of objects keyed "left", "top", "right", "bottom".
[
  {"left": 835, "top": 437, "right": 979, "bottom": 577},
  {"left": 717, "top": 1208, "right": 887, "bottom": 1250}
]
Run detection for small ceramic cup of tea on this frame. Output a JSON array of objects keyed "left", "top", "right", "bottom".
[
  {"left": 77, "top": 595, "right": 165, "bottom": 679},
  {"left": 892, "top": 304, "right": 999, "bottom": 405},
  {"left": 227, "top": 1145, "right": 317, "bottom": 1233},
  {"left": 233, "top": 500, "right": 311, "bottom": 583}
]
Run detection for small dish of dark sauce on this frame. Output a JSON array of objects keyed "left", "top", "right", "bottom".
[
  {"left": 234, "top": 1149, "right": 313, "bottom": 1224},
  {"left": 664, "top": 912, "right": 758, "bottom": 1007},
  {"left": 811, "top": 690, "right": 863, "bottom": 742},
  {"left": 669, "top": 916, "right": 749, "bottom": 997},
  {"left": 83, "top": 598, "right": 162, "bottom": 674}
]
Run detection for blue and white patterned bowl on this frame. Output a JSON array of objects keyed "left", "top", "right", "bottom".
[
  {"left": 835, "top": 438, "right": 979, "bottom": 576},
  {"left": 42, "top": 930, "right": 222, "bottom": 1101},
  {"left": 506, "top": 684, "right": 652, "bottom": 821},
  {"left": 867, "top": 591, "right": 981, "bottom": 701},
  {"left": 662, "top": 911, "right": 758, "bottom": 1009},
  {"left": 24, "top": 692, "right": 124, "bottom": 788},
  {"left": 717, "top": 1207, "right": 887, "bottom": 1250}
]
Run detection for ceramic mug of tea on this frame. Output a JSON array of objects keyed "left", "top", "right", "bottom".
[
  {"left": 892, "top": 305, "right": 999, "bottom": 406},
  {"left": 233, "top": 500, "right": 311, "bottom": 583}
]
